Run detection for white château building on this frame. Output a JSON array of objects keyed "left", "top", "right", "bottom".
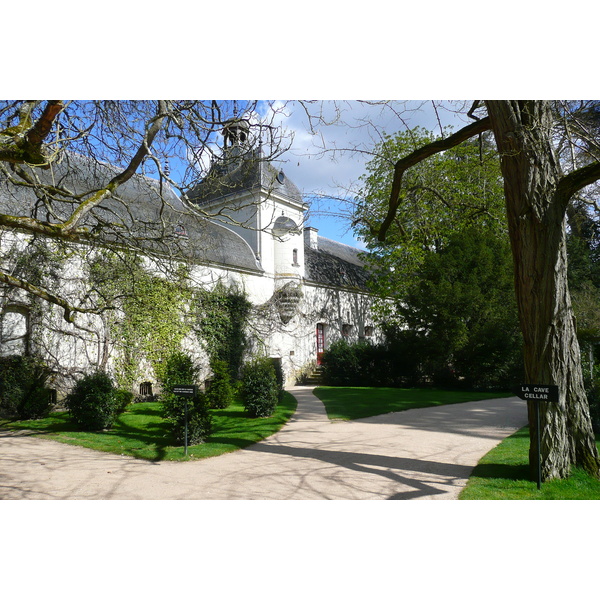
[{"left": 0, "top": 120, "right": 379, "bottom": 393}]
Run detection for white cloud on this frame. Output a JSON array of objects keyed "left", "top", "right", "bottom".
[
  {"left": 186, "top": 101, "right": 478, "bottom": 248},
  {"left": 273, "top": 100, "right": 471, "bottom": 195},
  {"left": 263, "top": 101, "right": 474, "bottom": 246}
]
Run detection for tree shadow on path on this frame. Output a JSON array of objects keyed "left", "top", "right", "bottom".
[{"left": 249, "top": 441, "right": 474, "bottom": 499}]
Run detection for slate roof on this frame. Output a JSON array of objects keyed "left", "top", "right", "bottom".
[
  {"left": 186, "top": 147, "right": 303, "bottom": 206},
  {"left": 304, "top": 236, "right": 369, "bottom": 290},
  {"left": 0, "top": 152, "right": 261, "bottom": 273},
  {"left": 1, "top": 151, "right": 371, "bottom": 287}
]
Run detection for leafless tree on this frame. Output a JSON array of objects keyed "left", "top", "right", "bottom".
[{"left": 0, "top": 100, "right": 291, "bottom": 322}]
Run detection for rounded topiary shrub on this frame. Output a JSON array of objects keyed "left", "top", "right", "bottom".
[
  {"left": 240, "top": 357, "right": 279, "bottom": 418},
  {"left": 66, "top": 371, "right": 119, "bottom": 430},
  {"left": 0, "top": 355, "right": 54, "bottom": 419},
  {"left": 205, "top": 359, "right": 235, "bottom": 409},
  {"left": 163, "top": 391, "right": 213, "bottom": 445},
  {"left": 159, "top": 351, "right": 213, "bottom": 445}
]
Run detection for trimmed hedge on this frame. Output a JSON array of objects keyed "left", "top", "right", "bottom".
[
  {"left": 320, "top": 340, "right": 394, "bottom": 387},
  {"left": 321, "top": 331, "right": 522, "bottom": 391}
]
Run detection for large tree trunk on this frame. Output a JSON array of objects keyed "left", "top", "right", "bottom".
[{"left": 486, "top": 101, "right": 599, "bottom": 480}]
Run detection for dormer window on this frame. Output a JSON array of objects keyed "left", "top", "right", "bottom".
[{"left": 273, "top": 216, "right": 299, "bottom": 237}]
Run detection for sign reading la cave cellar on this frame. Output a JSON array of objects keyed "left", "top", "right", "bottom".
[{"left": 515, "top": 385, "right": 559, "bottom": 403}]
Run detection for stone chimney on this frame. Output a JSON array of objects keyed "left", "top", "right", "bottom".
[{"left": 304, "top": 226, "right": 319, "bottom": 250}]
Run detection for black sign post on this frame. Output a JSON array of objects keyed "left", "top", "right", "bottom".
[
  {"left": 173, "top": 385, "right": 197, "bottom": 457},
  {"left": 513, "top": 384, "right": 559, "bottom": 490}
]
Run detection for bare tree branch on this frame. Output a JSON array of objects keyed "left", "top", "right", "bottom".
[
  {"left": 467, "top": 101, "right": 481, "bottom": 120},
  {"left": 0, "top": 101, "right": 64, "bottom": 167},
  {"left": 0, "top": 268, "right": 101, "bottom": 323},
  {"left": 25, "top": 101, "right": 65, "bottom": 147},
  {"left": 555, "top": 160, "right": 600, "bottom": 209},
  {"left": 61, "top": 101, "right": 170, "bottom": 233},
  {"left": 0, "top": 213, "right": 90, "bottom": 241}
]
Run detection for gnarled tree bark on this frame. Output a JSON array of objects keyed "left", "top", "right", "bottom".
[
  {"left": 378, "top": 100, "right": 600, "bottom": 480},
  {"left": 487, "top": 100, "right": 600, "bottom": 480}
]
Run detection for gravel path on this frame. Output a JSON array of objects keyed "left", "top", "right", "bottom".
[{"left": 0, "top": 387, "right": 527, "bottom": 500}]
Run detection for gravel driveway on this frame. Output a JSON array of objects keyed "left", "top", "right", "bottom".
[{"left": 0, "top": 386, "right": 527, "bottom": 500}]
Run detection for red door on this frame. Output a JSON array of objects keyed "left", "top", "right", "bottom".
[{"left": 316, "top": 323, "right": 325, "bottom": 365}]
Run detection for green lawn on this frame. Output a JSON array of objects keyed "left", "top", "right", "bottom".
[
  {"left": 459, "top": 427, "right": 600, "bottom": 499},
  {"left": 312, "top": 386, "right": 513, "bottom": 420},
  {"left": 1, "top": 392, "right": 297, "bottom": 461}
]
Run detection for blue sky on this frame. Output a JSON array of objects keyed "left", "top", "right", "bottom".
[
  {"left": 9, "top": 2, "right": 595, "bottom": 582},
  {"left": 265, "top": 101, "right": 476, "bottom": 248},
  {"left": 182, "top": 100, "right": 475, "bottom": 249}
]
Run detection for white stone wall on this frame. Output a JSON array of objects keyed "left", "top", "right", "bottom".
[
  {"left": 2, "top": 248, "right": 380, "bottom": 392},
  {"left": 1, "top": 187, "right": 379, "bottom": 392}
]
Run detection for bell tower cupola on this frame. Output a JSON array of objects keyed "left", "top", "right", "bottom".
[{"left": 223, "top": 118, "right": 250, "bottom": 149}]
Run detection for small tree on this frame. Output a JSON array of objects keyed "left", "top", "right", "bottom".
[
  {"left": 240, "top": 357, "right": 279, "bottom": 418},
  {"left": 205, "top": 359, "right": 235, "bottom": 409},
  {"left": 159, "top": 351, "right": 212, "bottom": 445}
]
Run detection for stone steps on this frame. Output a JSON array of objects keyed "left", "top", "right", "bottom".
[{"left": 302, "top": 366, "right": 324, "bottom": 385}]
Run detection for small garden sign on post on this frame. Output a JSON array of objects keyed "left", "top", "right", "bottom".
[
  {"left": 514, "top": 384, "right": 560, "bottom": 490},
  {"left": 173, "top": 385, "right": 197, "bottom": 456}
]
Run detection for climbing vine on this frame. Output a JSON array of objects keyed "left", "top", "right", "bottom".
[
  {"left": 89, "top": 251, "right": 192, "bottom": 390},
  {"left": 89, "top": 253, "right": 255, "bottom": 388},
  {"left": 192, "top": 283, "right": 251, "bottom": 378}
]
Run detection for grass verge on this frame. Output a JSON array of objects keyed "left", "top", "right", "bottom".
[
  {"left": 1, "top": 392, "right": 297, "bottom": 462},
  {"left": 312, "top": 386, "right": 513, "bottom": 420},
  {"left": 459, "top": 427, "right": 600, "bottom": 499}
]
